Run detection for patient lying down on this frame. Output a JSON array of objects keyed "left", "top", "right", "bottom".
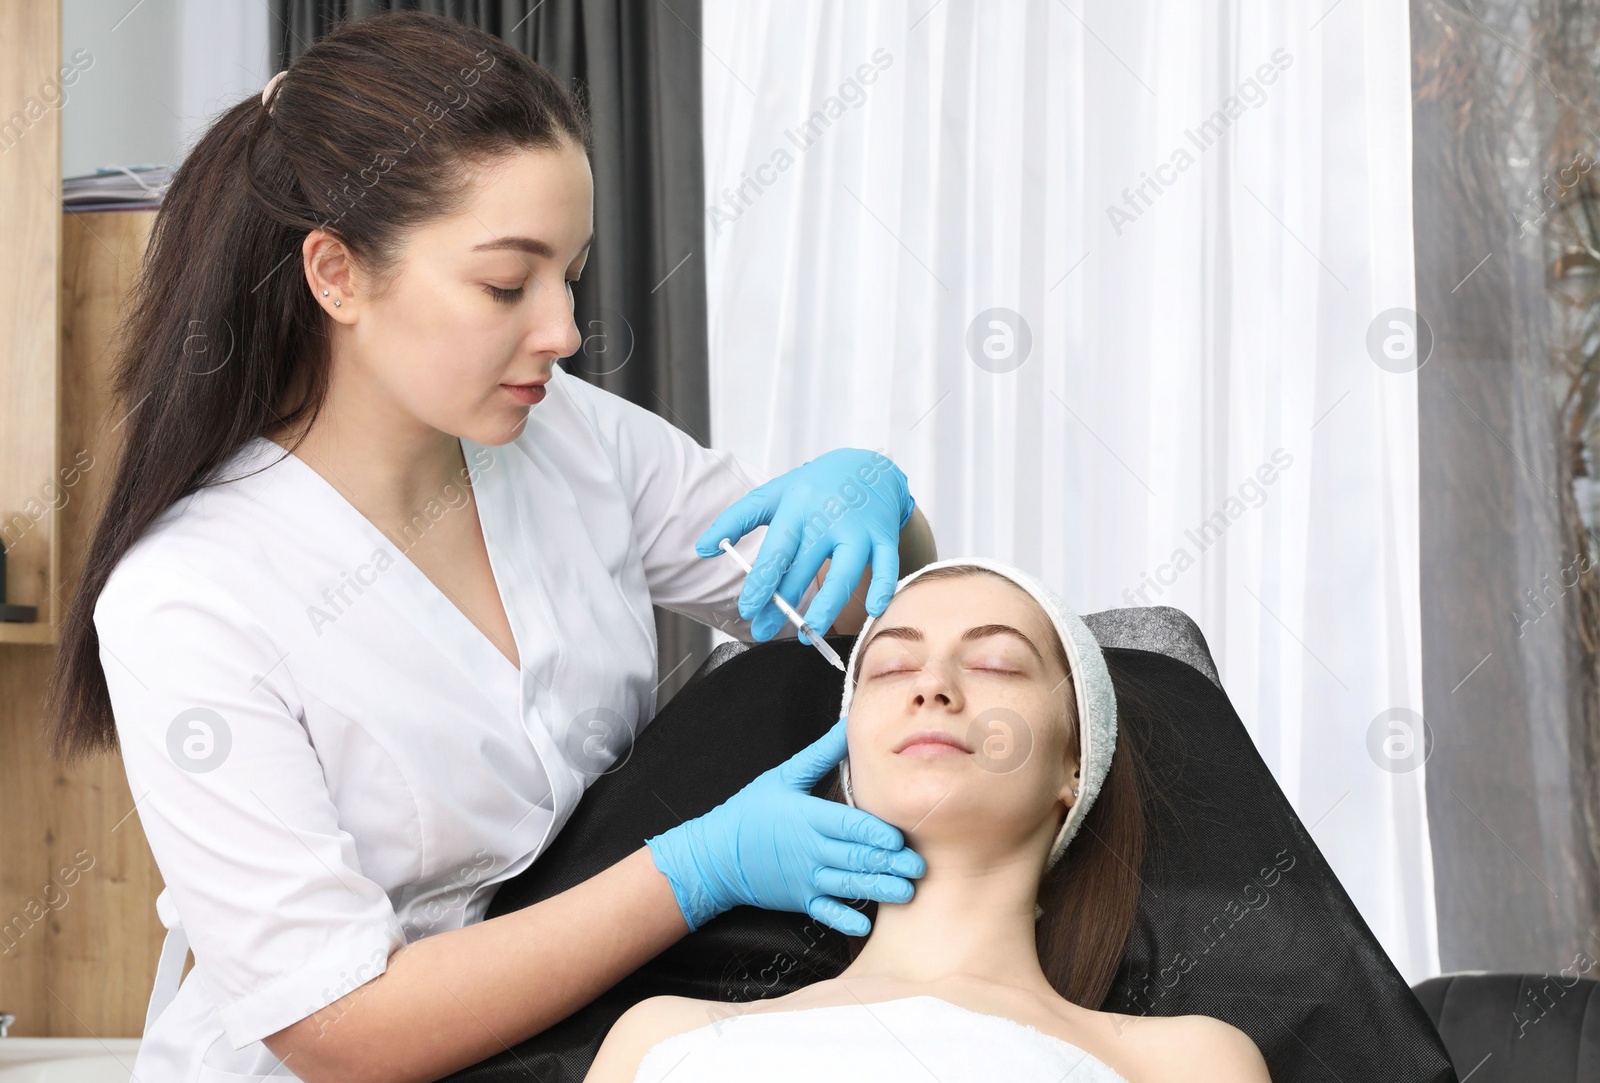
[{"left": 584, "top": 560, "right": 1271, "bottom": 1082}]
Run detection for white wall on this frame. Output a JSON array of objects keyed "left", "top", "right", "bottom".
[{"left": 62, "top": 0, "right": 269, "bottom": 177}]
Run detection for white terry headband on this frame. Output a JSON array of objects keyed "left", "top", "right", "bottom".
[{"left": 836, "top": 557, "right": 1117, "bottom": 875}]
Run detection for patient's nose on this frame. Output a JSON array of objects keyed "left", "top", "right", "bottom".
[{"left": 908, "top": 660, "right": 963, "bottom": 711}]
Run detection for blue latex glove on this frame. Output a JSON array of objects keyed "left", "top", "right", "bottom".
[
  {"left": 645, "top": 718, "right": 925, "bottom": 935},
  {"left": 695, "top": 448, "right": 916, "bottom": 643}
]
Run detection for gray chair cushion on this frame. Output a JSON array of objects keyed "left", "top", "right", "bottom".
[{"left": 1414, "top": 971, "right": 1600, "bottom": 1080}]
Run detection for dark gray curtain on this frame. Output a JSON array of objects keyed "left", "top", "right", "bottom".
[{"left": 269, "top": 0, "right": 714, "bottom": 705}]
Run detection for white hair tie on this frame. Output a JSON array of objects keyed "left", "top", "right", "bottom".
[{"left": 261, "top": 70, "right": 288, "bottom": 115}]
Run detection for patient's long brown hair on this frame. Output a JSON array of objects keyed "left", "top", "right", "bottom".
[{"left": 818, "top": 565, "right": 1150, "bottom": 1009}]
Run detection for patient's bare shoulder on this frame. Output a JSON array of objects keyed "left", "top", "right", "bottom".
[
  {"left": 581, "top": 995, "right": 723, "bottom": 1083},
  {"left": 1110, "top": 1012, "right": 1271, "bottom": 1082}
]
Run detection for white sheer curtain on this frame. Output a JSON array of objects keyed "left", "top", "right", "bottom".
[{"left": 702, "top": 0, "right": 1436, "bottom": 984}]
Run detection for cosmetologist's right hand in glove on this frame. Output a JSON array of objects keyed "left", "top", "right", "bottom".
[{"left": 645, "top": 717, "right": 925, "bottom": 936}]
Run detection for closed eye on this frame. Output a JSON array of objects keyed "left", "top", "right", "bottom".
[
  {"left": 487, "top": 276, "right": 581, "bottom": 305},
  {"left": 868, "top": 662, "right": 1022, "bottom": 677}
]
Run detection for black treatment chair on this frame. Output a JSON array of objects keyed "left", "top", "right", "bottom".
[
  {"left": 442, "top": 607, "right": 1458, "bottom": 1083},
  {"left": 1412, "top": 971, "right": 1600, "bottom": 1080}
]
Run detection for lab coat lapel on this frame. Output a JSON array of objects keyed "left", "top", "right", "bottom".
[
  {"left": 463, "top": 426, "right": 660, "bottom": 867},
  {"left": 467, "top": 435, "right": 617, "bottom": 838},
  {"left": 252, "top": 438, "right": 525, "bottom": 727},
  {"left": 463, "top": 437, "right": 586, "bottom": 844}
]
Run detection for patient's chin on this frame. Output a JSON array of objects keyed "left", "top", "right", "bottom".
[{"left": 855, "top": 777, "right": 1014, "bottom": 839}]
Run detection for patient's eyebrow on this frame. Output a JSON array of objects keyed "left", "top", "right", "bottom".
[{"left": 860, "top": 623, "right": 1044, "bottom": 664}]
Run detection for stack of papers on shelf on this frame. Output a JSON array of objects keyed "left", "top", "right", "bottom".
[{"left": 63, "top": 165, "right": 173, "bottom": 212}]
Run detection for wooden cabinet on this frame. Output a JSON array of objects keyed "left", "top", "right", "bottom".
[
  {"left": 0, "top": 210, "right": 167, "bottom": 1038},
  {"left": 0, "top": 0, "right": 63, "bottom": 643},
  {"left": 0, "top": 0, "right": 167, "bottom": 1029}
]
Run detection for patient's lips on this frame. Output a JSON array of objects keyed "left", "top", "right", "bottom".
[{"left": 894, "top": 729, "right": 971, "bottom": 756}]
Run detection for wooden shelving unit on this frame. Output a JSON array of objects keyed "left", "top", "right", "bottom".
[
  {"left": 0, "top": 0, "right": 166, "bottom": 1039},
  {"left": 0, "top": 0, "right": 62, "bottom": 639},
  {"left": 0, "top": 623, "right": 58, "bottom": 644}
]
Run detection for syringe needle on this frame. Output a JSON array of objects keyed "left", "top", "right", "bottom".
[{"left": 718, "top": 538, "right": 847, "bottom": 672}]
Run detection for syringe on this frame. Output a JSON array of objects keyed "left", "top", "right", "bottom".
[{"left": 718, "top": 538, "right": 847, "bottom": 672}]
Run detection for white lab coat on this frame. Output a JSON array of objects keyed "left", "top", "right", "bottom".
[{"left": 96, "top": 363, "right": 817, "bottom": 1081}]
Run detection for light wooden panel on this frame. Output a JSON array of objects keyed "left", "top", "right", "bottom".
[
  {"left": 0, "top": 0, "right": 63, "bottom": 1037},
  {"left": 0, "top": 209, "right": 166, "bottom": 1038},
  {"left": 0, "top": 0, "right": 62, "bottom": 632},
  {"left": 0, "top": 646, "right": 55, "bottom": 1033},
  {"left": 47, "top": 209, "right": 165, "bottom": 1037}
]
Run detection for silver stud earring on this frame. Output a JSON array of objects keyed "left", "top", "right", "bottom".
[
  {"left": 1071, "top": 786, "right": 1080, "bottom": 798},
  {"left": 321, "top": 289, "right": 329, "bottom": 296},
  {"left": 333, "top": 300, "right": 341, "bottom": 307}
]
